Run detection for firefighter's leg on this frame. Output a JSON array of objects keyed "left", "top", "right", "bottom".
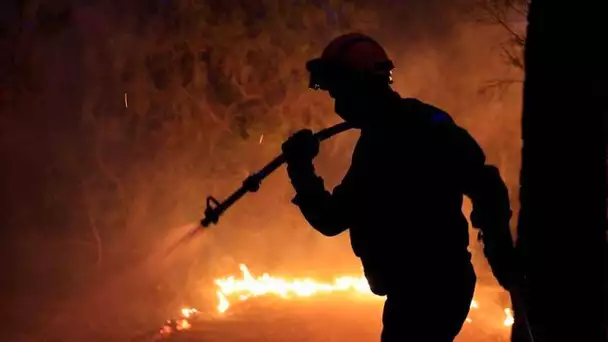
[{"left": 380, "top": 263, "right": 476, "bottom": 342}]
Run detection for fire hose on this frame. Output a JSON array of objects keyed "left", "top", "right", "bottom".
[
  {"left": 164, "top": 122, "right": 354, "bottom": 255},
  {"left": 201, "top": 121, "right": 353, "bottom": 227}
]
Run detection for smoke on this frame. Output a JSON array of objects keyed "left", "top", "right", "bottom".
[{"left": 0, "top": 0, "right": 522, "bottom": 340}]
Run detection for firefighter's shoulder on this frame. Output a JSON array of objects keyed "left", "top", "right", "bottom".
[{"left": 400, "top": 98, "right": 454, "bottom": 125}]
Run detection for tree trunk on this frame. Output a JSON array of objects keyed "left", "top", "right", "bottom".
[{"left": 513, "top": 1, "right": 606, "bottom": 341}]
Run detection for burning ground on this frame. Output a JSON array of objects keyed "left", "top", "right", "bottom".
[{"left": 152, "top": 264, "right": 512, "bottom": 341}]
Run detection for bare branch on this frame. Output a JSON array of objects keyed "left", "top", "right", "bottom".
[
  {"left": 478, "top": 78, "right": 524, "bottom": 98},
  {"left": 470, "top": 0, "right": 528, "bottom": 72},
  {"left": 510, "top": 4, "right": 528, "bottom": 18},
  {"left": 484, "top": 3, "right": 525, "bottom": 47},
  {"left": 499, "top": 43, "right": 523, "bottom": 69}
]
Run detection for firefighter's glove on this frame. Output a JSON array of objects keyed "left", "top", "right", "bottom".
[
  {"left": 480, "top": 232, "right": 522, "bottom": 292},
  {"left": 281, "top": 129, "right": 320, "bottom": 166}
]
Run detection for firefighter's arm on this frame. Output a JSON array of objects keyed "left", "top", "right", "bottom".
[
  {"left": 450, "top": 126, "right": 519, "bottom": 290},
  {"left": 288, "top": 162, "right": 351, "bottom": 237}
]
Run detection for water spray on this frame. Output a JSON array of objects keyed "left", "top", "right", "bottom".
[{"left": 164, "top": 122, "right": 354, "bottom": 255}]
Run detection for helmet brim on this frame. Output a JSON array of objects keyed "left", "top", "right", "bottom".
[{"left": 306, "top": 58, "right": 395, "bottom": 91}]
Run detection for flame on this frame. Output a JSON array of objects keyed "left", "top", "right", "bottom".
[
  {"left": 159, "top": 308, "right": 198, "bottom": 336},
  {"left": 212, "top": 264, "right": 487, "bottom": 314},
  {"left": 504, "top": 308, "right": 514, "bottom": 326},
  {"left": 181, "top": 308, "right": 198, "bottom": 318},
  {"left": 161, "top": 264, "right": 514, "bottom": 337},
  {"left": 217, "top": 291, "right": 230, "bottom": 313},
  {"left": 176, "top": 319, "right": 191, "bottom": 330},
  {"left": 214, "top": 264, "right": 373, "bottom": 303}
]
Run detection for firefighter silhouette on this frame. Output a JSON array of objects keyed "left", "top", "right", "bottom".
[{"left": 281, "top": 33, "right": 519, "bottom": 341}]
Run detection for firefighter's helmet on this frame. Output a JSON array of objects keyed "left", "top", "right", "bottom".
[{"left": 306, "top": 33, "right": 394, "bottom": 91}]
